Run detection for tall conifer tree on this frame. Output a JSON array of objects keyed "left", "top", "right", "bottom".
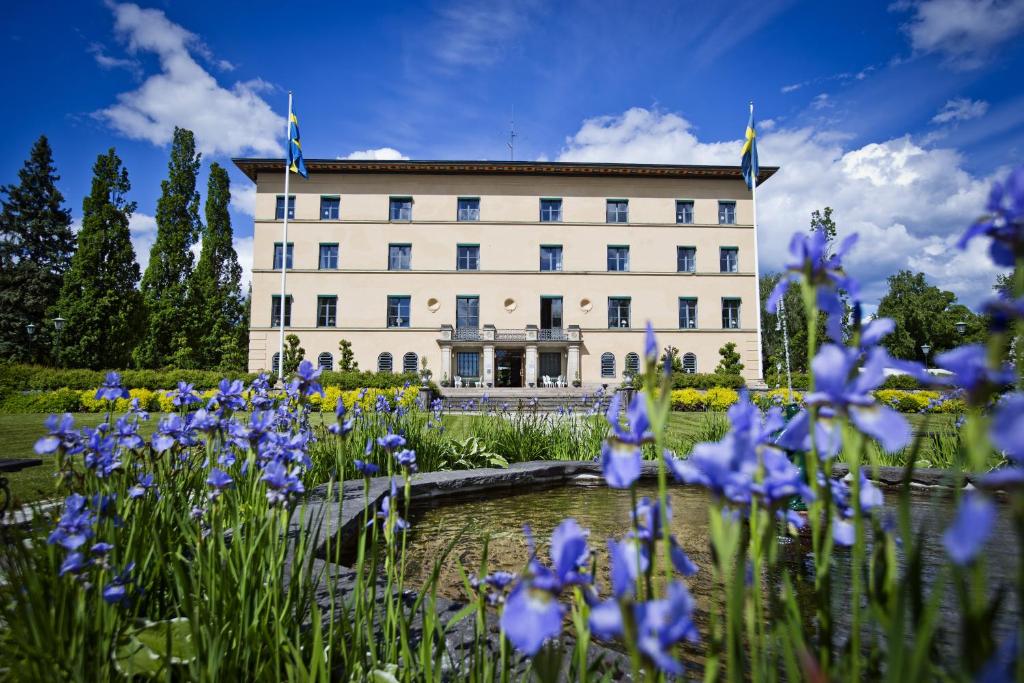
[
  {"left": 187, "top": 162, "right": 246, "bottom": 369},
  {"left": 55, "top": 149, "right": 143, "bottom": 368},
  {"left": 0, "top": 135, "right": 75, "bottom": 363},
  {"left": 135, "top": 127, "right": 202, "bottom": 368}
]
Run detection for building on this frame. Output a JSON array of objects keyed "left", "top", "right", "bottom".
[{"left": 232, "top": 159, "right": 777, "bottom": 387}]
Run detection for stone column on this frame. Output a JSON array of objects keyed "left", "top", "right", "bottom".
[
  {"left": 567, "top": 345, "right": 580, "bottom": 385},
  {"left": 483, "top": 344, "right": 495, "bottom": 387},
  {"left": 525, "top": 345, "right": 538, "bottom": 387},
  {"left": 441, "top": 346, "right": 452, "bottom": 384}
]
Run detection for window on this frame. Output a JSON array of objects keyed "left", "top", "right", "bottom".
[
  {"left": 389, "top": 197, "right": 412, "bottom": 221},
  {"left": 387, "top": 296, "right": 410, "bottom": 328},
  {"left": 679, "top": 298, "right": 697, "bottom": 329},
  {"left": 718, "top": 201, "right": 736, "bottom": 225},
  {"left": 317, "top": 296, "right": 337, "bottom": 327},
  {"left": 457, "top": 352, "right": 480, "bottom": 378},
  {"left": 457, "top": 197, "right": 480, "bottom": 221},
  {"left": 319, "top": 243, "right": 339, "bottom": 269},
  {"left": 682, "top": 353, "right": 697, "bottom": 374},
  {"left": 607, "top": 246, "right": 630, "bottom": 272},
  {"left": 606, "top": 200, "right": 629, "bottom": 223},
  {"left": 317, "top": 352, "right": 333, "bottom": 371},
  {"left": 720, "top": 247, "right": 739, "bottom": 273},
  {"left": 456, "top": 296, "right": 480, "bottom": 330},
  {"left": 457, "top": 245, "right": 480, "bottom": 271},
  {"left": 378, "top": 352, "right": 393, "bottom": 373},
  {"left": 320, "top": 196, "right": 340, "bottom": 220},
  {"left": 273, "top": 243, "right": 294, "bottom": 270},
  {"left": 676, "top": 200, "right": 694, "bottom": 224},
  {"left": 275, "top": 195, "right": 295, "bottom": 220},
  {"left": 608, "top": 297, "right": 631, "bottom": 328},
  {"left": 270, "top": 295, "right": 292, "bottom": 327},
  {"left": 677, "top": 246, "right": 696, "bottom": 273},
  {"left": 540, "top": 245, "right": 563, "bottom": 272},
  {"left": 403, "top": 352, "right": 418, "bottom": 373},
  {"left": 722, "top": 298, "right": 741, "bottom": 329},
  {"left": 600, "top": 352, "right": 616, "bottom": 378},
  {"left": 624, "top": 352, "right": 640, "bottom": 376},
  {"left": 540, "top": 198, "right": 562, "bottom": 222},
  {"left": 271, "top": 352, "right": 280, "bottom": 375},
  {"left": 388, "top": 244, "right": 411, "bottom": 270}
]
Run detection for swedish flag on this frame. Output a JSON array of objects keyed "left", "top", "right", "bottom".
[
  {"left": 288, "top": 111, "right": 308, "bottom": 178},
  {"left": 741, "top": 107, "right": 758, "bottom": 189}
]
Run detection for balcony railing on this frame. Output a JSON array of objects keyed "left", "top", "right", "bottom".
[
  {"left": 538, "top": 327, "right": 565, "bottom": 341},
  {"left": 454, "top": 327, "right": 481, "bottom": 340},
  {"left": 442, "top": 325, "right": 580, "bottom": 343},
  {"left": 495, "top": 329, "right": 527, "bottom": 341}
]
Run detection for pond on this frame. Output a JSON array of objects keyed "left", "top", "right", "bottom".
[{"left": 402, "top": 480, "right": 1019, "bottom": 659}]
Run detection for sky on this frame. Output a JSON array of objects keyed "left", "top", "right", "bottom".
[{"left": 3, "top": 0, "right": 1024, "bottom": 311}]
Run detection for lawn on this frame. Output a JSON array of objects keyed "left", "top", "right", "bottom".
[{"left": 0, "top": 410, "right": 958, "bottom": 508}]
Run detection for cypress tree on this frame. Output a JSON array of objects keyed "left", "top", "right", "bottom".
[
  {"left": 55, "top": 149, "right": 143, "bottom": 368},
  {"left": 135, "top": 127, "right": 202, "bottom": 368},
  {"left": 187, "top": 162, "right": 247, "bottom": 369},
  {"left": 0, "top": 135, "right": 75, "bottom": 363}
]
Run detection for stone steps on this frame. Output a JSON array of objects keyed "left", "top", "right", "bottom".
[{"left": 438, "top": 387, "right": 614, "bottom": 413}]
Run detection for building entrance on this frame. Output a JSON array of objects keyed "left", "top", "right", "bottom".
[{"left": 495, "top": 349, "right": 524, "bottom": 387}]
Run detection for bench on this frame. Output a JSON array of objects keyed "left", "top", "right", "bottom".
[{"left": 0, "top": 458, "right": 43, "bottom": 518}]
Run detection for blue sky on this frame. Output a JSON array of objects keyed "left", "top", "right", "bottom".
[{"left": 3, "top": 0, "right": 1024, "bottom": 309}]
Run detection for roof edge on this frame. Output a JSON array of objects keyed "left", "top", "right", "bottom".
[{"left": 231, "top": 158, "right": 779, "bottom": 184}]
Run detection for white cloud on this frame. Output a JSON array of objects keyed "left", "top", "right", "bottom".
[
  {"left": 429, "top": 0, "right": 538, "bottom": 69},
  {"left": 94, "top": 3, "right": 283, "bottom": 157},
  {"left": 230, "top": 182, "right": 256, "bottom": 218},
  {"left": 128, "top": 211, "right": 157, "bottom": 274},
  {"left": 931, "top": 97, "right": 989, "bottom": 123},
  {"left": 342, "top": 147, "right": 410, "bottom": 161},
  {"left": 811, "top": 93, "right": 832, "bottom": 110},
  {"left": 556, "top": 107, "right": 1006, "bottom": 308},
  {"left": 88, "top": 42, "right": 141, "bottom": 78},
  {"left": 894, "top": 0, "right": 1024, "bottom": 70}
]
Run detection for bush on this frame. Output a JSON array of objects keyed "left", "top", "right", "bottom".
[
  {"left": 658, "top": 372, "right": 745, "bottom": 390},
  {"left": 764, "top": 372, "right": 811, "bottom": 390},
  {"left": 670, "top": 388, "right": 706, "bottom": 411},
  {"left": 308, "top": 386, "right": 419, "bottom": 413},
  {"left": 753, "top": 388, "right": 804, "bottom": 410},
  {"left": 705, "top": 387, "right": 740, "bottom": 411},
  {"left": 873, "top": 389, "right": 943, "bottom": 413},
  {"left": 318, "top": 370, "right": 422, "bottom": 390},
  {"left": 880, "top": 374, "right": 921, "bottom": 390},
  {"left": 0, "top": 364, "right": 258, "bottom": 392},
  {"left": 0, "top": 387, "right": 83, "bottom": 414}
]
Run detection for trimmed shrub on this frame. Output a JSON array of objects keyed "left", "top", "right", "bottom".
[
  {"left": 705, "top": 387, "right": 740, "bottom": 411},
  {"left": 753, "top": 388, "right": 804, "bottom": 410},
  {"left": 0, "top": 364, "right": 258, "bottom": 392},
  {"left": 880, "top": 374, "right": 921, "bottom": 390},
  {"left": 308, "top": 386, "right": 419, "bottom": 413},
  {"left": 764, "top": 372, "right": 811, "bottom": 390},
  {"left": 317, "top": 370, "right": 422, "bottom": 390},
  {"left": 646, "top": 372, "right": 746, "bottom": 390},
  {"left": 874, "top": 389, "right": 942, "bottom": 413},
  {"left": 670, "top": 389, "right": 706, "bottom": 411}
]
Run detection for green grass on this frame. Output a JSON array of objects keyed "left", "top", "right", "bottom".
[{"left": 0, "top": 410, "right": 961, "bottom": 507}]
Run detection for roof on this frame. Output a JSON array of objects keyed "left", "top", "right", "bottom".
[{"left": 231, "top": 158, "right": 779, "bottom": 184}]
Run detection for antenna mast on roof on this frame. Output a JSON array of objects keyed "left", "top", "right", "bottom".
[{"left": 507, "top": 106, "right": 517, "bottom": 161}]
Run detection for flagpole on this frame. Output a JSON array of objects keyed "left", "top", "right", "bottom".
[
  {"left": 749, "top": 100, "right": 765, "bottom": 383},
  {"left": 278, "top": 91, "right": 292, "bottom": 382}
]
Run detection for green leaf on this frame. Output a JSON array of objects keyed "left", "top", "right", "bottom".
[{"left": 112, "top": 617, "right": 196, "bottom": 679}]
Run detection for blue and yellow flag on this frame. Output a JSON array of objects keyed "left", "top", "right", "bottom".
[
  {"left": 288, "top": 110, "right": 308, "bottom": 178},
  {"left": 741, "top": 107, "right": 758, "bottom": 189}
]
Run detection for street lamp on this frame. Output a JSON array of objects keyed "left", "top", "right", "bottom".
[
  {"left": 52, "top": 316, "right": 66, "bottom": 367},
  {"left": 955, "top": 320, "right": 967, "bottom": 335},
  {"left": 25, "top": 323, "right": 36, "bottom": 337},
  {"left": 921, "top": 343, "right": 931, "bottom": 366}
]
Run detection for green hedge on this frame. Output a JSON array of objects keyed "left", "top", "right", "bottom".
[
  {"left": 0, "top": 364, "right": 424, "bottom": 393},
  {"left": 634, "top": 372, "right": 746, "bottom": 390},
  {"left": 765, "top": 372, "right": 922, "bottom": 391}
]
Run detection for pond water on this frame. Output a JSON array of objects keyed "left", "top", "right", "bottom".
[{"left": 402, "top": 480, "right": 1019, "bottom": 659}]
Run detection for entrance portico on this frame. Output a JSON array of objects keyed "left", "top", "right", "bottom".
[{"left": 439, "top": 324, "right": 581, "bottom": 388}]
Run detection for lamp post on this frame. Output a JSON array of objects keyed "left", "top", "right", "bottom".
[
  {"left": 53, "top": 316, "right": 66, "bottom": 367},
  {"left": 921, "top": 343, "right": 931, "bottom": 366},
  {"left": 955, "top": 320, "right": 967, "bottom": 335}
]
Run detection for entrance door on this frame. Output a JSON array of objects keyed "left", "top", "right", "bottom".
[
  {"left": 496, "top": 349, "right": 524, "bottom": 387},
  {"left": 540, "top": 296, "right": 563, "bottom": 334}
]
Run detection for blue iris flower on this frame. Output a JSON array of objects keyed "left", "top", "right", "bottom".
[
  {"left": 935, "top": 344, "right": 1014, "bottom": 403},
  {"left": 82, "top": 429, "right": 121, "bottom": 478},
  {"left": 47, "top": 493, "right": 95, "bottom": 551},
  {"left": 394, "top": 449, "right": 417, "bottom": 472},
  {"left": 128, "top": 473, "right": 155, "bottom": 500},
  {"left": 102, "top": 562, "right": 135, "bottom": 606},
  {"left": 34, "top": 413, "right": 82, "bottom": 456},
  {"left": 644, "top": 321, "right": 658, "bottom": 364},
  {"left": 153, "top": 414, "right": 197, "bottom": 453},
  {"left": 170, "top": 382, "right": 200, "bottom": 407},
  {"left": 59, "top": 552, "right": 88, "bottom": 577},
  {"left": 111, "top": 417, "right": 144, "bottom": 450},
  {"left": 377, "top": 433, "right": 407, "bottom": 451},
  {"left": 212, "top": 378, "right": 247, "bottom": 412},
  {"left": 260, "top": 460, "right": 305, "bottom": 506},
  {"left": 943, "top": 493, "right": 996, "bottom": 566},
  {"left": 957, "top": 165, "right": 1024, "bottom": 267},
  {"left": 206, "top": 468, "right": 234, "bottom": 501},
  {"left": 293, "top": 360, "right": 324, "bottom": 397},
  {"left": 599, "top": 392, "right": 652, "bottom": 489},
  {"left": 766, "top": 228, "right": 860, "bottom": 341},
  {"left": 354, "top": 460, "right": 380, "bottom": 477},
  {"left": 95, "top": 372, "right": 129, "bottom": 402}
]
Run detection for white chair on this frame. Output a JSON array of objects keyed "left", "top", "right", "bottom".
[
  {"left": 455, "top": 376, "right": 463, "bottom": 388},
  {"left": 557, "top": 375, "right": 566, "bottom": 388},
  {"left": 542, "top": 375, "right": 551, "bottom": 388}
]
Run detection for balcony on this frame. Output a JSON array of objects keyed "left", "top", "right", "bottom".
[{"left": 440, "top": 324, "right": 580, "bottom": 344}]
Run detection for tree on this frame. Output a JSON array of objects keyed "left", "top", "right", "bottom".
[
  {"left": 186, "top": 163, "right": 246, "bottom": 369},
  {"left": 338, "top": 338, "right": 358, "bottom": 371},
  {"left": 760, "top": 272, "right": 817, "bottom": 377},
  {"left": 715, "top": 342, "right": 744, "bottom": 376},
  {"left": 876, "top": 270, "right": 982, "bottom": 362},
  {"left": 282, "top": 334, "right": 305, "bottom": 375},
  {"left": 55, "top": 149, "right": 143, "bottom": 368},
  {"left": 135, "top": 127, "right": 202, "bottom": 368},
  {"left": 657, "top": 345, "right": 682, "bottom": 374},
  {"left": 810, "top": 206, "right": 837, "bottom": 243},
  {"left": 0, "top": 135, "right": 75, "bottom": 363}
]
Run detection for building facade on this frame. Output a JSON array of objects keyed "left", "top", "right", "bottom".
[{"left": 232, "top": 159, "right": 777, "bottom": 387}]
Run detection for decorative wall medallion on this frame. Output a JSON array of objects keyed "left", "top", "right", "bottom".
[
  {"left": 504, "top": 298, "right": 517, "bottom": 312},
  {"left": 580, "top": 298, "right": 592, "bottom": 313},
  {"left": 427, "top": 297, "right": 440, "bottom": 312}
]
